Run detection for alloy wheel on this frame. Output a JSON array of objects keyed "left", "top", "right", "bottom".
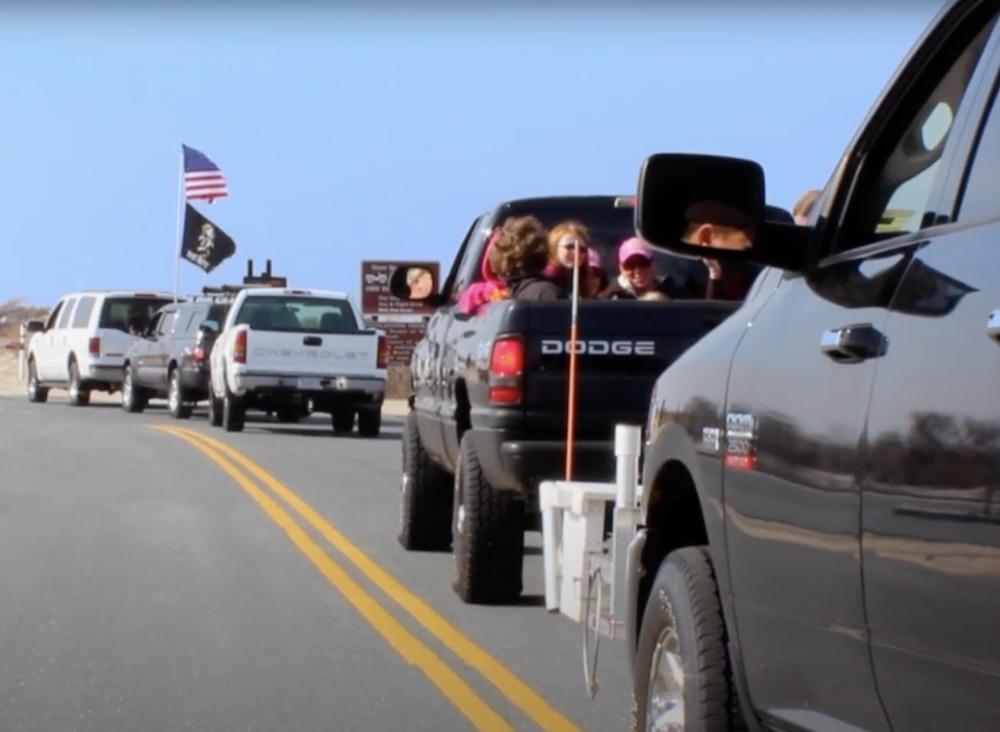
[{"left": 646, "top": 597, "right": 686, "bottom": 731}]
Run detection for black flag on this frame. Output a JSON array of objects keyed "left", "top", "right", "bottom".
[{"left": 180, "top": 204, "right": 236, "bottom": 273}]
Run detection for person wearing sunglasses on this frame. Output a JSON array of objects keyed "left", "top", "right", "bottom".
[{"left": 598, "top": 237, "right": 665, "bottom": 300}]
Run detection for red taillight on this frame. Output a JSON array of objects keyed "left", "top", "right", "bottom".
[
  {"left": 192, "top": 344, "right": 206, "bottom": 364},
  {"left": 377, "top": 334, "right": 388, "bottom": 369},
  {"left": 234, "top": 329, "right": 247, "bottom": 364},
  {"left": 488, "top": 337, "right": 523, "bottom": 405},
  {"left": 88, "top": 337, "right": 100, "bottom": 357}
]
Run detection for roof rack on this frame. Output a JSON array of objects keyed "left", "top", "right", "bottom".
[{"left": 199, "top": 259, "right": 288, "bottom": 298}]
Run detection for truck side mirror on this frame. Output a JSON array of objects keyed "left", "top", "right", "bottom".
[
  {"left": 637, "top": 153, "right": 806, "bottom": 272},
  {"left": 25, "top": 320, "right": 45, "bottom": 334},
  {"left": 390, "top": 265, "right": 438, "bottom": 302},
  {"left": 198, "top": 320, "right": 219, "bottom": 335}
]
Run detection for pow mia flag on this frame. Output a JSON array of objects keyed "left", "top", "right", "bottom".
[{"left": 180, "top": 204, "right": 236, "bottom": 273}]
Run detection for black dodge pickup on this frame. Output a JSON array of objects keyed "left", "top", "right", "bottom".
[{"left": 391, "top": 195, "right": 740, "bottom": 604}]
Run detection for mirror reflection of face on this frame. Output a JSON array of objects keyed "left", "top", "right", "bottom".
[
  {"left": 684, "top": 223, "right": 753, "bottom": 251},
  {"left": 621, "top": 255, "right": 655, "bottom": 292},
  {"left": 556, "top": 234, "right": 588, "bottom": 269},
  {"left": 407, "top": 268, "right": 434, "bottom": 299}
]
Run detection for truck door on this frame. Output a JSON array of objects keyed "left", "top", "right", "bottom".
[
  {"left": 416, "top": 216, "right": 489, "bottom": 469},
  {"left": 34, "top": 300, "right": 61, "bottom": 381},
  {"left": 723, "top": 11, "right": 996, "bottom": 730},
  {"left": 861, "top": 33, "right": 1000, "bottom": 731},
  {"left": 48, "top": 298, "right": 76, "bottom": 381},
  {"left": 134, "top": 311, "right": 162, "bottom": 386}
]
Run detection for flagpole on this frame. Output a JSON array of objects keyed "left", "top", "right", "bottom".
[{"left": 173, "top": 148, "right": 184, "bottom": 302}]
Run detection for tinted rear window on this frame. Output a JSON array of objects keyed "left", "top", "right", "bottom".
[
  {"left": 234, "top": 296, "right": 358, "bottom": 334},
  {"left": 492, "top": 202, "right": 708, "bottom": 295},
  {"left": 99, "top": 297, "right": 173, "bottom": 333}
]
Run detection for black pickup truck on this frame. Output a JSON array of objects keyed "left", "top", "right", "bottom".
[
  {"left": 391, "top": 195, "right": 740, "bottom": 604},
  {"left": 627, "top": 1, "right": 1000, "bottom": 729}
]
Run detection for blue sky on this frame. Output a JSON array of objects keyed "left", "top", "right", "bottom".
[{"left": 0, "top": 2, "right": 942, "bottom": 307}]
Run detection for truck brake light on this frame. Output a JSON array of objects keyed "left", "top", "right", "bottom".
[
  {"left": 377, "top": 334, "right": 388, "bottom": 369},
  {"left": 88, "top": 337, "right": 100, "bottom": 357},
  {"left": 192, "top": 344, "right": 206, "bottom": 364},
  {"left": 234, "top": 329, "right": 247, "bottom": 364},
  {"left": 488, "top": 336, "right": 523, "bottom": 405}
]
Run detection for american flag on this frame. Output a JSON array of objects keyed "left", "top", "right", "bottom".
[{"left": 183, "top": 144, "right": 229, "bottom": 203}]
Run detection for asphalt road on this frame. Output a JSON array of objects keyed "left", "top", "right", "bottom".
[{"left": 0, "top": 393, "right": 630, "bottom": 732}]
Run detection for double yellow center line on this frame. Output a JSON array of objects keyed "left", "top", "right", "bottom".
[{"left": 153, "top": 425, "right": 579, "bottom": 732}]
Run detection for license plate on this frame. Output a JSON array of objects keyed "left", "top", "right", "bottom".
[{"left": 297, "top": 377, "right": 323, "bottom": 390}]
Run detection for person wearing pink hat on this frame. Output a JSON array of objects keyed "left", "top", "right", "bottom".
[{"left": 599, "top": 236, "right": 663, "bottom": 300}]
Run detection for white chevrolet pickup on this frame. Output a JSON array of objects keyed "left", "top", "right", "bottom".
[{"left": 207, "top": 287, "right": 386, "bottom": 435}]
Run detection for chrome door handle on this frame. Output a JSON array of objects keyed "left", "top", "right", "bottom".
[{"left": 821, "top": 323, "right": 888, "bottom": 363}]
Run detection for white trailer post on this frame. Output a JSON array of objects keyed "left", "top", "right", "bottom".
[{"left": 539, "top": 423, "right": 643, "bottom": 694}]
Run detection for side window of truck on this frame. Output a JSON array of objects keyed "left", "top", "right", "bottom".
[
  {"left": 956, "top": 72, "right": 1000, "bottom": 222},
  {"left": 71, "top": 296, "right": 96, "bottom": 329},
  {"left": 448, "top": 217, "right": 492, "bottom": 302},
  {"left": 158, "top": 311, "right": 176, "bottom": 336},
  {"left": 45, "top": 301, "right": 64, "bottom": 331},
  {"left": 57, "top": 298, "right": 77, "bottom": 330},
  {"left": 838, "top": 11, "right": 997, "bottom": 249}
]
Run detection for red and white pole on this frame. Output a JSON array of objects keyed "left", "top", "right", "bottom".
[{"left": 564, "top": 242, "right": 581, "bottom": 480}]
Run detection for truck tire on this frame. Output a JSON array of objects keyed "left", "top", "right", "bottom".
[
  {"left": 67, "top": 360, "right": 90, "bottom": 407},
  {"left": 27, "top": 359, "right": 48, "bottom": 403},
  {"left": 207, "top": 390, "right": 224, "bottom": 427},
  {"left": 332, "top": 409, "right": 354, "bottom": 435},
  {"left": 632, "top": 546, "right": 745, "bottom": 732},
  {"left": 357, "top": 407, "right": 381, "bottom": 438},
  {"left": 452, "top": 434, "right": 524, "bottom": 604},
  {"left": 222, "top": 388, "right": 245, "bottom": 432},
  {"left": 121, "top": 365, "right": 146, "bottom": 413},
  {"left": 168, "top": 368, "right": 193, "bottom": 419},
  {"left": 397, "top": 412, "right": 452, "bottom": 551}
]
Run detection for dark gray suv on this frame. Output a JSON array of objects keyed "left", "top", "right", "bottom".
[{"left": 121, "top": 300, "right": 228, "bottom": 418}]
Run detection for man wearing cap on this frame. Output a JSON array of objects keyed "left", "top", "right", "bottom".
[
  {"left": 598, "top": 237, "right": 674, "bottom": 300},
  {"left": 682, "top": 200, "right": 757, "bottom": 301}
]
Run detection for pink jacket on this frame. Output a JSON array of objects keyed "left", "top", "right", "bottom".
[{"left": 456, "top": 230, "right": 508, "bottom": 316}]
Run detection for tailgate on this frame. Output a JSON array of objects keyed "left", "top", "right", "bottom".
[
  {"left": 245, "top": 329, "right": 378, "bottom": 377},
  {"left": 518, "top": 300, "right": 737, "bottom": 439}
]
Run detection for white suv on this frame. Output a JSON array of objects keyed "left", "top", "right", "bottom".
[{"left": 26, "top": 291, "right": 174, "bottom": 405}]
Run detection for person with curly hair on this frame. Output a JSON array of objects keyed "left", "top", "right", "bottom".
[{"left": 489, "top": 215, "right": 566, "bottom": 301}]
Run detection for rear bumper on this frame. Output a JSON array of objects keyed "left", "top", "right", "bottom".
[
  {"left": 178, "top": 363, "right": 210, "bottom": 395},
  {"left": 466, "top": 428, "right": 615, "bottom": 512},
  {"left": 85, "top": 362, "right": 124, "bottom": 385},
  {"left": 232, "top": 371, "right": 385, "bottom": 408}
]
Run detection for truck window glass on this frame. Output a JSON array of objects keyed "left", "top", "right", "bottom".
[
  {"left": 234, "top": 296, "right": 359, "bottom": 334},
  {"left": 957, "top": 72, "right": 1000, "bottom": 222},
  {"left": 158, "top": 311, "right": 176, "bottom": 335},
  {"left": 99, "top": 297, "right": 173, "bottom": 333},
  {"left": 207, "top": 302, "right": 230, "bottom": 325},
  {"left": 449, "top": 218, "right": 492, "bottom": 301},
  {"left": 70, "top": 296, "right": 95, "bottom": 329},
  {"left": 842, "top": 14, "right": 996, "bottom": 247},
  {"left": 57, "top": 298, "right": 76, "bottom": 329},
  {"left": 45, "top": 301, "right": 63, "bottom": 330}
]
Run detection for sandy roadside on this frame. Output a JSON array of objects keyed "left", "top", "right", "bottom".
[{"left": 0, "top": 351, "right": 409, "bottom": 415}]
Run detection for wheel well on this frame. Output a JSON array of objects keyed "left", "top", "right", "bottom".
[
  {"left": 637, "top": 460, "right": 709, "bottom": 636},
  {"left": 454, "top": 379, "right": 472, "bottom": 437}
]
